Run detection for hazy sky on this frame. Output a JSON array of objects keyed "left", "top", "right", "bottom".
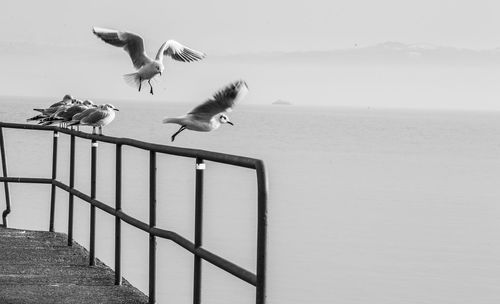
[
  {"left": 1, "top": 0, "right": 499, "bottom": 109},
  {"left": 2, "top": 0, "right": 500, "bottom": 52}
]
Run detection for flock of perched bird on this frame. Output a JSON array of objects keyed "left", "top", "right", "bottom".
[{"left": 27, "top": 27, "right": 249, "bottom": 142}]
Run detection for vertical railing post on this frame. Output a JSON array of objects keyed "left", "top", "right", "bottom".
[
  {"left": 115, "top": 144, "right": 122, "bottom": 285},
  {"left": 49, "top": 130, "right": 59, "bottom": 232},
  {"left": 255, "top": 161, "right": 268, "bottom": 304},
  {"left": 193, "top": 158, "right": 205, "bottom": 304},
  {"left": 149, "top": 151, "right": 157, "bottom": 304},
  {"left": 89, "top": 139, "right": 97, "bottom": 266},
  {"left": 67, "top": 134, "right": 75, "bottom": 246},
  {"left": 0, "top": 127, "right": 11, "bottom": 228}
]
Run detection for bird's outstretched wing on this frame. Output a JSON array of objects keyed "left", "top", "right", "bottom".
[
  {"left": 93, "top": 27, "right": 152, "bottom": 69},
  {"left": 188, "top": 81, "right": 248, "bottom": 117},
  {"left": 156, "top": 40, "right": 206, "bottom": 62}
]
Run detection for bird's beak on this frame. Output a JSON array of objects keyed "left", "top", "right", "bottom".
[
  {"left": 227, "top": 121, "right": 234, "bottom": 126},
  {"left": 114, "top": 109, "right": 119, "bottom": 111},
  {"left": 159, "top": 72, "right": 162, "bottom": 76}
]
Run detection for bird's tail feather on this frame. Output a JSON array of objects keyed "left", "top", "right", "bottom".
[
  {"left": 41, "top": 119, "right": 63, "bottom": 126},
  {"left": 27, "top": 115, "right": 45, "bottom": 121},
  {"left": 123, "top": 73, "right": 142, "bottom": 90},
  {"left": 162, "top": 117, "right": 183, "bottom": 124}
]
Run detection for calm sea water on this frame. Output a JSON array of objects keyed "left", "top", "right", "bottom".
[{"left": 1, "top": 97, "right": 500, "bottom": 304}]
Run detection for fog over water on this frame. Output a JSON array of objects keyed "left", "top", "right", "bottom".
[
  {"left": 2, "top": 2, "right": 500, "bottom": 302},
  {"left": 1, "top": 99, "right": 499, "bottom": 303}
]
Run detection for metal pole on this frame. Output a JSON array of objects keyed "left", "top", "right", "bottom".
[
  {"left": 193, "top": 158, "right": 204, "bottom": 304},
  {"left": 149, "top": 151, "right": 156, "bottom": 304},
  {"left": 115, "top": 144, "right": 122, "bottom": 285},
  {"left": 89, "top": 139, "right": 97, "bottom": 266},
  {"left": 255, "top": 161, "right": 268, "bottom": 304},
  {"left": 0, "top": 127, "right": 11, "bottom": 228},
  {"left": 49, "top": 131, "right": 59, "bottom": 232},
  {"left": 67, "top": 134, "right": 75, "bottom": 246}
]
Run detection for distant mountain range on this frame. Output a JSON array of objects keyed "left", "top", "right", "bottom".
[
  {"left": 272, "top": 99, "right": 292, "bottom": 106},
  {"left": 215, "top": 42, "right": 500, "bottom": 65},
  {"left": 2, "top": 40, "right": 500, "bottom": 66}
]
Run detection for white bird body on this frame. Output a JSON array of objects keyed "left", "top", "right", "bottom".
[
  {"left": 78, "top": 104, "right": 119, "bottom": 135},
  {"left": 164, "top": 115, "right": 221, "bottom": 132},
  {"left": 163, "top": 80, "right": 248, "bottom": 141},
  {"left": 93, "top": 27, "right": 206, "bottom": 95},
  {"left": 137, "top": 63, "right": 162, "bottom": 79},
  {"left": 67, "top": 107, "right": 98, "bottom": 126},
  {"left": 85, "top": 109, "right": 115, "bottom": 127}
]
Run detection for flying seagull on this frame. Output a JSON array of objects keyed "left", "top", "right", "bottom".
[
  {"left": 162, "top": 80, "right": 248, "bottom": 142},
  {"left": 92, "top": 27, "right": 206, "bottom": 95}
]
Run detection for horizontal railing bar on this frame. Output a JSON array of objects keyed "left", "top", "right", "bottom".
[
  {"left": 150, "top": 227, "right": 257, "bottom": 286},
  {"left": 117, "top": 210, "right": 150, "bottom": 232},
  {"left": 196, "top": 247, "right": 256, "bottom": 286},
  {"left": 0, "top": 177, "right": 52, "bottom": 184},
  {"left": 51, "top": 179, "right": 257, "bottom": 285},
  {"left": 0, "top": 122, "right": 258, "bottom": 169}
]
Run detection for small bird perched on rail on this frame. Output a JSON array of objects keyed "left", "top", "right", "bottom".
[
  {"left": 27, "top": 94, "right": 74, "bottom": 122},
  {"left": 40, "top": 94, "right": 74, "bottom": 110},
  {"left": 162, "top": 80, "right": 248, "bottom": 142},
  {"left": 40, "top": 100, "right": 95, "bottom": 127},
  {"left": 77, "top": 104, "right": 119, "bottom": 135},
  {"left": 66, "top": 102, "right": 98, "bottom": 128},
  {"left": 92, "top": 27, "right": 206, "bottom": 95}
]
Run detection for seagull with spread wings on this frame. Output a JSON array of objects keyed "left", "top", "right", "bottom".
[
  {"left": 92, "top": 27, "right": 206, "bottom": 95},
  {"left": 162, "top": 80, "right": 248, "bottom": 142}
]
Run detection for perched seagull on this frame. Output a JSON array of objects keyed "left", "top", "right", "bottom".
[
  {"left": 78, "top": 104, "right": 119, "bottom": 135},
  {"left": 28, "top": 95, "right": 74, "bottom": 122},
  {"left": 66, "top": 102, "right": 98, "bottom": 128},
  {"left": 40, "top": 100, "right": 94, "bottom": 127},
  {"left": 28, "top": 102, "right": 72, "bottom": 123},
  {"left": 162, "top": 80, "right": 248, "bottom": 142},
  {"left": 92, "top": 27, "right": 206, "bottom": 95},
  {"left": 33, "top": 94, "right": 74, "bottom": 112}
]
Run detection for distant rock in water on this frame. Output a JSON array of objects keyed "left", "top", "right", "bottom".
[{"left": 272, "top": 100, "right": 292, "bottom": 106}]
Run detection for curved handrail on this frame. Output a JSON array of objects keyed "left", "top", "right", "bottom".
[
  {"left": 0, "top": 122, "right": 268, "bottom": 304},
  {"left": 51, "top": 179, "right": 257, "bottom": 285},
  {"left": 0, "top": 122, "right": 259, "bottom": 169}
]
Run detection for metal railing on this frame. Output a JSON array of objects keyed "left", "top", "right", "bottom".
[{"left": 0, "top": 122, "right": 267, "bottom": 304}]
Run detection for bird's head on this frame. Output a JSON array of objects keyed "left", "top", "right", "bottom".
[
  {"left": 102, "top": 104, "right": 119, "bottom": 111},
  {"left": 154, "top": 62, "right": 164, "bottom": 76},
  {"left": 83, "top": 100, "right": 95, "bottom": 107},
  {"left": 219, "top": 114, "right": 233, "bottom": 126},
  {"left": 63, "top": 94, "right": 73, "bottom": 102}
]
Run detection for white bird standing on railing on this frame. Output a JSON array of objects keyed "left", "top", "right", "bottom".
[
  {"left": 92, "top": 27, "right": 206, "bottom": 95},
  {"left": 76, "top": 104, "right": 119, "bottom": 135},
  {"left": 162, "top": 80, "right": 248, "bottom": 142},
  {"left": 40, "top": 100, "right": 95, "bottom": 127},
  {"left": 33, "top": 94, "right": 74, "bottom": 112},
  {"left": 27, "top": 95, "right": 74, "bottom": 122}
]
